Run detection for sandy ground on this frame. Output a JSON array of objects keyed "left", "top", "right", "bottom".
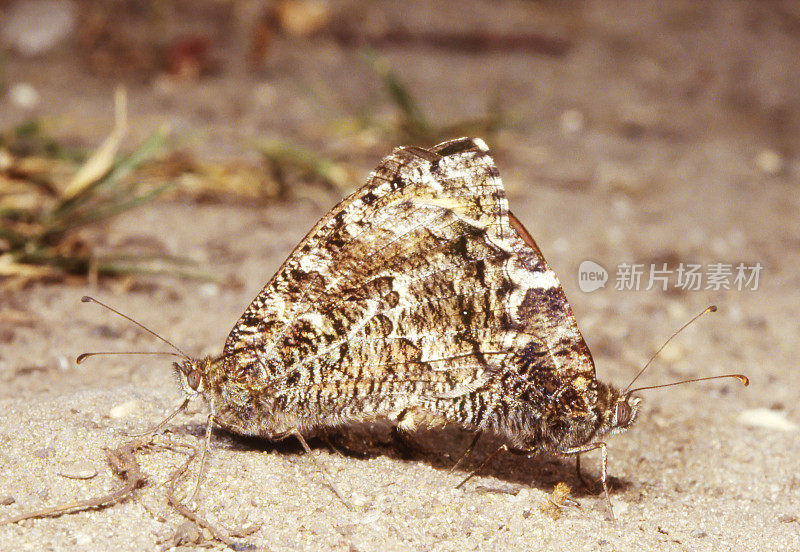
[{"left": 1, "top": 1, "right": 799, "bottom": 551}]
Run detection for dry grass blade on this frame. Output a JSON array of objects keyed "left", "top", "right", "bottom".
[
  {"left": 0, "top": 113, "right": 217, "bottom": 284},
  {"left": 62, "top": 87, "right": 128, "bottom": 199},
  {"left": 46, "top": 129, "right": 169, "bottom": 231},
  {"left": 256, "top": 138, "right": 353, "bottom": 194},
  {"left": 0, "top": 256, "right": 57, "bottom": 278},
  {"left": 173, "top": 157, "right": 284, "bottom": 203},
  {"left": 539, "top": 482, "right": 576, "bottom": 520}
]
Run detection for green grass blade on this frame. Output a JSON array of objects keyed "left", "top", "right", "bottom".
[
  {"left": 44, "top": 182, "right": 174, "bottom": 240},
  {"left": 51, "top": 129, "right": 169, "bottom": 220},
  {"left": 364, "top": 51, "right": 430, "bottom": 138}
]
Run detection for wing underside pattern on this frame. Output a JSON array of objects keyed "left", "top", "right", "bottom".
[{"left": 220, "top": 138, "right": 597, "bottom": 430}]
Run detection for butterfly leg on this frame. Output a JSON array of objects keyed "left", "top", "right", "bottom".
[
  {"left": 574, "top": 454, "right": 598, "bottom": 493},
  {"left": 455, "top": 443, "right": 508, "bottom": 489},
  {"left": 448, "top": 431, "right": 483, "bottom": 474},
  {"left": 272, "top": 427, "right": 352, "bottom": 510},
  {"left": 560, "top": 442, "right": 616, "bottom": 525},
  {"left": 125, "top": 398, "right": 190, "bottom": 438},
  {"left": 189, "top": 411, "right": 216, "bottom": 504}
]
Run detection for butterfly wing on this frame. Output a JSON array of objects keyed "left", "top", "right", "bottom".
[{"left": 221, "top": 137, "right": 597, "bottom": 431}]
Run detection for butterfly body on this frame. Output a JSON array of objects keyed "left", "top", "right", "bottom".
[{"left": 174, "top": 137, "right": 641, "bottom": 457}]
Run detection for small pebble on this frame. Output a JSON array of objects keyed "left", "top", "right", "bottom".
[
  {"left": 560, "top": 109, "right": 585, "bottom": 134},
  {"left": 514, "top": 487, "right": 532, "bottom": 503},
  {"left": 690, "top": 530, "right": 708, "bottom": 538},
  {"left": 75, "top": 533, "right": 92, "bottom": 546},
  {"left": 8, "top": 82, "right": 40, "bottom": 109},
  {"left": 59, "top": 460, "right": 98, "bottom": 480},
  {"left": 232, "top": 542, "right": 258, "bottom": 552},
  {"left": 199, "top": 283, "right": 220, "bottom": 297},
  {"left": 55, "top": 353, "right": 70, "bottom": 372},
  {"left": 754, "top": 149, "right": 783, "bottom": 175},
  {"left": 777, "top": 514, "right": 797, "bottom": 523},
  {"left": 0, "top": 495, "right": 15, "bottom": 505},
  {"left": 183, "top": 400, "right": 204, "bottom": 415},
  {"left": 360, "top": 511, "right": 380, "bottom": 524},
  {"left": 109, "top": 399, "right": 140, "bottom": 419},
  {"left": 173, "top": 520, "right": 203, "bottom": 545},
  {"left": 273, "top": 0, "right": 331, "bottom": 36},
  {"left": 613, "top": 499, "right": 629, "bottom": 517},
  {"left": 738, "top": 408, "right": 799, "bottom": 432}
]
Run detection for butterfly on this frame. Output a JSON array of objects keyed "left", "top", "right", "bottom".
[
  {"left": 171, "top": 136, "right": 634, "bottom": 447},
  {"left": 83, "top": 136, "right": 746, "bottom": 520}
]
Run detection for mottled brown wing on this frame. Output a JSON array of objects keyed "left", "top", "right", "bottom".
[{"left": 222, "top": 137, "right": 597, "bottom": 427}]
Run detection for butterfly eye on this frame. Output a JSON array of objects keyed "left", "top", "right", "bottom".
[
  {"left": 186, "top": 370, "right": 201, "bottom": 390},
  {"left": 615, "top": 401, "right": 632, "bottom": 427}
]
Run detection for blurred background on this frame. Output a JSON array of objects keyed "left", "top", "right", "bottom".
[
  {"left": 1, "top": 0, "right": 798, "bottom": 285},
  {"left": 1, "top": 2, "right": 798, "bottom": 550}
]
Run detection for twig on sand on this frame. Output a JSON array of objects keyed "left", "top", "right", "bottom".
[
  {"left": 0, "top": 436, "right": 150, "bottom": 525},
  {"left": 160, "top": 439, "right": 242, "bottom": 548}
]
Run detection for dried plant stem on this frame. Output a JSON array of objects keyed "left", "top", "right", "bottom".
[
  {"left": 0, "top": 437, "right": 150, "bottom": 525},
  {"left": 162, "top": 440, "right": 238, "bottom": 547}
]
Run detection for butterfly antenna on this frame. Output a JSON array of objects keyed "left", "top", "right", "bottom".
[
  {"left": 76, "top": 351, "right": 187, "bottom": 364},
  {"left": 629, "top": 374, "right": 749, "bottom": 394},
  {"left": 622, "top": 305, "right": 719, "bottom": 395},
  {"left": 80, "top": 296, "right": 191, "bottom": 360}
]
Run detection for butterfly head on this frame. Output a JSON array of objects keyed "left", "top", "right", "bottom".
[
  {"left": 591, "top": 382, "right": 642, "bottom": 438},
  {"left": 609, "top": 391, "right": 642, "bottom": 434},
  {"left": 173, "top": 358, "right": 209, "bottom": 397}
]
